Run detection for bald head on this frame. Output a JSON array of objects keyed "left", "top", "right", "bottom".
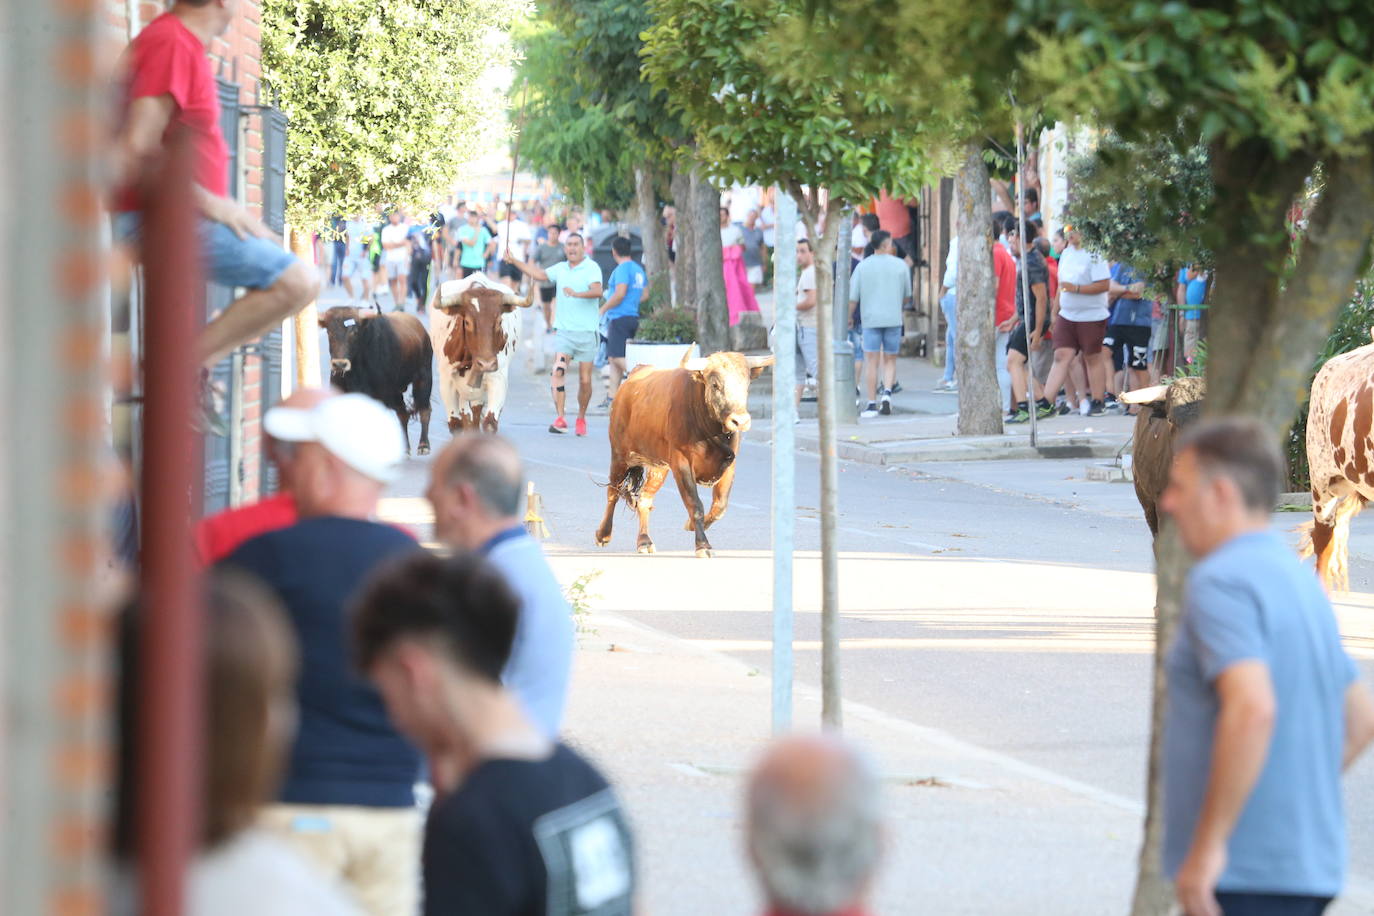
[
  {"left": 427, "top": 434, "right": 526, "bottom": 549},
  {"left": 747, "top": 735, "right": 881, "bottom": 916}
]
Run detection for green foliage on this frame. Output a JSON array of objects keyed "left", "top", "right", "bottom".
[
  {"left": 563, "top": 569, "right": 602, "bottom": 637},
  {"left": 1061, "top": 134, "right": 1213, "bottom": 294},
  {"left": 633, "top": 306, "right": 697, "bottom": 344},
  {"left": 1286, "top": 277, "right": 1374, "bottom": 490},
  {"left": 641, "top": 0, "right": 949, "bottom": 205},
  {"left": 262, "top": 0, "right": 522, "bottom": 229},
  {"left": 515, "top": 19, "right": 636, "bottom": 210},
  {"left": 1011, "top": 1, "right": 1374, "bottom": 160}
]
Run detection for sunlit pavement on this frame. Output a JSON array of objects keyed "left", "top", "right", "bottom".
[{"left": 363, "top": 286, "right": 1374, "bottom": 913}]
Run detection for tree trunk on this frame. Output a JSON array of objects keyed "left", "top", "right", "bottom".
[
  {"left": 1129, "top": 146, "right": 1374, "bottom": 916},
  {"left": 954, "top": 142, "right": 1002, "bottom": 435},
  {"left": 670, "top": 162, "right": 697, "bottom": 309},
  {"left": 691, "top": 163, "right": 728, "bottom": 353},
  {"left": 795, "top": 188, "right": 846, "bottom": 729},
  {"left": 635, "top": 164, "right": 669, "bottom": 308},
  {"left": 288, "top": 226, "right": 320, "bottom": 388}
]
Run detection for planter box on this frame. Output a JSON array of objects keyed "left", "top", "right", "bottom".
[{"left": 625, "top": 340, "right": 699, "bottom": 372}]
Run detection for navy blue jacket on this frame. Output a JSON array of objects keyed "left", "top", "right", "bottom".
[{"left": 223, "top": 516, "right": 422, "bottom": 808}]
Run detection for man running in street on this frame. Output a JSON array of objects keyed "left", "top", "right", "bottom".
[
  {"left": 505, "top": 234, "right": 604, "bottom": 436},
  {"left": 112, "top": 0, "right": 318, "bottom": 375},
  {"left": 600, "top": 237, "right": 647, "bottom": 408}
]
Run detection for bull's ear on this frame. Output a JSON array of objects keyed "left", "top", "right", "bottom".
[
  {"left": 1120, "top": 384, "right": 1168, "bottom": 407},
  {"left": 745, "top": 355, "right": 775, "bottom": 378},
  {"left": 317, "top": 314, "right": 328, "bottom": 328}
]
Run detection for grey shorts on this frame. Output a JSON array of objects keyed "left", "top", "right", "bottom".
[
  {"left": 554, "top": 329, "right": 599, "bottom": 363},
  {"left": 796, "top": 326, "right": 819, "bottom": 378}
]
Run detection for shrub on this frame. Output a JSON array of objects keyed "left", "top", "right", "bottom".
[{"left": 633, "top": 305, "right": 697, "bottom": 344}]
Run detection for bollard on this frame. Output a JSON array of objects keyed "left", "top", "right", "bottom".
[{"left": 525, "top": 481, "right": 551, "bottom": 539}]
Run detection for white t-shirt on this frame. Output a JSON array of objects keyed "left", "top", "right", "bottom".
[
  {"left": 493, "top": 219, "right": 532, "bottom": 259},
  {"left": 1057, "top": 245, "right": 1112, "bottom": 321},
  {"left": 760, "top": 205, "right": 777, "bottom": 248},
  {"left": 720, "top": 223, "right": 744, "bottom": 248},
  {"left": 796, "top": 264, "right": 817, "bottom": 329},
  {"left": 381, "top": 223, "right": 409, "bottom": 265},
  {"left": 851, "top": 223, "right": 870, "bottom": 253}
]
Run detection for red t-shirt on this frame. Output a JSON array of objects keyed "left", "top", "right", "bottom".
[
  {"left": 992, "top": 243, "right": 1017, "bottom": 325},
  {"left": 196, "top": 492, "right": 298, "bottom": 566},
  {"left": 1046, "top": 256, "right": 1060, "bottom": 300},
  {"left": 870, "top": 191, "right": 911, "bottom": 238},
  {"left": 113, "top": 12, "right": 229, "bottom": 212}
]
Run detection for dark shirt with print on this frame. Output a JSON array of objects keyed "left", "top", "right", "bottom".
[
  {"left": 1016, "top": 247, "right": 1050, "bottom": 331},
  {"left": 423, "top": 744, "right": 635, "bottom": 916}
]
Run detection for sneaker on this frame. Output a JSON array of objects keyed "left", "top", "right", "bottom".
[
  {"left": 596, "top": 396, "right": 612, "bottom": 410},
  {"left": 549, "top": 416, "right": 568, "bottom": 434},
  {"left": 1079, "top": 398, "right": 1092, "bottom": 417},
  {"left": 860, "top": 403, "right": 879, "bottom": 419},
  {"left": 879, "top": 392, "right": 892, "bottom": 415},
  {"left": 575, "top": 417, "right": 588, "bottom": 436},
  {"left": 1057, "top": 402, "right": 1073, "bottom": 416},
  {"left": 889, "top": 381, "right": 903, "bottom": 394},
  {"left": 1007, "top": 405, "right": 1030, "bottom": 424},
  {"left": 1088, "top": 399, "right": 1106, "bottom": 417},
  {"left": 933, "top": 379, "right": 955, "bottom": 392},
  {"left": 1036, "top": 400, "right": 1056, "bottom": 419},
  {"left": 1104, "top": 395, "right": 1123, "bottom": 413}
]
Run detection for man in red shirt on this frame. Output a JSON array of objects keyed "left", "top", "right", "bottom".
[
  {"left": 747, "top": 735, "right": 881, "bottom": 916},
  {"left": 195, "top": 387, "right": 331, "bottom": 564},
  {"left": 993, "top": 227, "right": 1018, "bottom": 413},
  {"left": 112, "top": 0, "right": 317, "bottom": 374}
]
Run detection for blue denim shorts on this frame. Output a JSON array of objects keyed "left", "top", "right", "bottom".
[
  {"left": 862, "top": 325, "right": 902, "bottom": 354},
  {"left": 114, "top": 212, "right": 297, "bottom": 291}
]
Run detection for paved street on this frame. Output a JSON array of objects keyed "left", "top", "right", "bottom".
[{"left": 349, "top": 288, "right": 1374, "bottom": 913}]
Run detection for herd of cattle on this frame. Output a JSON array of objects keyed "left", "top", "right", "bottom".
[{"left": 317, "top": 274, "right": 1374, "bottom": 585}]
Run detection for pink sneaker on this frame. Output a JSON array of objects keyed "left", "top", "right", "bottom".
[
  {"left": 549, "top": 416, "right": 568, "bottom": 434},
  {"left": 575, "top": 417, "right": 587, "bottom": 437}
]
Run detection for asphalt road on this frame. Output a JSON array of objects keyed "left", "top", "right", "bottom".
[{"left": 367, "top": 295, "right": 1374, "bottom": 898}]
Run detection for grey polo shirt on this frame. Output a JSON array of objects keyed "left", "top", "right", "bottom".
[{"left": 849, "top": 253, "right": 911, "bottom": 329}]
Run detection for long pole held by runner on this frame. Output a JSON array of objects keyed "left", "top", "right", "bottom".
[
  {"left": 503, "top": 82, "right": 530, "bottom": 261},
  {"left": 1015, "top": 117, "right": 1038, "bottom": 448}
]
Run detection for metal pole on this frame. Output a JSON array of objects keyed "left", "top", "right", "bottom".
[
  {"left": 1015, "top": 120, "right": 1038, "bottom": 448},
  {"left": 833, "top": 211, "right": 857, "bottom": 424},
  {"left": 771, "top": 190, "right": 798, "bottom": 734},
  {"left": 138, "top": 133, "right": 206, "bottom": 916},
  {"left": 815, "top": 203, "right": 843, "bottom": 731}
]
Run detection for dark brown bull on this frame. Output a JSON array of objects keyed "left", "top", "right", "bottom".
[
  {"left": 319, "top": 306, "right": 433, "bottom": 455},
  {"left": 596, "top": 351, "right": 773, "bottom": 557},
  {"left": 1122, "top": 376, "right": 1206, "bottom": 536},
  {"left": 428, "top": 276, "right": 533, "bottom": 433}
]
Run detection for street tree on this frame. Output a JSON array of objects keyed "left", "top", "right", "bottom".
[
  {"left": 769, "top": 0, "right": 1025, "bottom": 435},
  {"left": 263, "top": 0, "right": 521, "bottom": 381},
  {"left": 1010, "top": 3, "right": 1374, "bottom": 911},
  {"left": 642, "top": 0, "right": 945, "bottom": 726}
]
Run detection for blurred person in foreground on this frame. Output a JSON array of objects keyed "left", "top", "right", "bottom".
[
  {"left": 195, "top": 387, "right": 332, "bottom": 565},
  {"left": 354, "top": 552, "right": 635, "bottom": 916},
  {"left": 114, "top": 573, "right": 361, "bottom": 915},
  {"left": 220, "top": 393, "right": 422, "bottom": 915},
  {"left": 426, "top": 434, "right": 573, "bottom": 738},
  {"left": 1159, "top": 417, "right": 1374, "bottom": 916},
  {"left": 747, "top": 735, "right": 882, "bottom": 916}
]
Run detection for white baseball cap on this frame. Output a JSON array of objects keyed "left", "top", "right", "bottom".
[{"left": 263, "top": 392, "right": 405, "bottom": 484}]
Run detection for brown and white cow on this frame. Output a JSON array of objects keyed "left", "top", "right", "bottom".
[
  {"left": 595, "top": 351, "right": 774, "bottom": 557},
  {"left": 1303, "top": 340, "right": 1374, "bottom": 590},
  {"left": 427, "top": 273, "right": 534, "bottom": 433}
]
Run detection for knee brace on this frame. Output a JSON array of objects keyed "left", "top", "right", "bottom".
[{"left": 551, "top": 355, "right": 568, "bottom": 394}]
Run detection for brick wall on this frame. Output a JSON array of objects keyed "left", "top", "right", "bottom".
[{"left": 106, "top": 0, "right": 274, "bottom": 501}]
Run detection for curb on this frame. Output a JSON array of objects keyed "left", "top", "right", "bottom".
[{"left": 792, "top": 433, "right": 1130, "bottom": 465}]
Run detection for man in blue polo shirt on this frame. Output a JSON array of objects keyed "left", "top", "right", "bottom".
[
  {"left": 600, "top": 236, "right": 647, "bottom": 407},
  {"left": 506, "top": 233, "right": 604, "bottom": 437},
  {"left": 1160, "top": 417, "right": 1374, "bottom": 916},
  {"left": 1176, "top": 264, "right": 1209, "bottom": 363}
]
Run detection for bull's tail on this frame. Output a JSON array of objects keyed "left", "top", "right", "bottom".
[
  {"left": 1295, "top": 519, "right": 1317, "bottom": 560},
  {"left": 617, "top": 465, "right": 647, "bottom": 510}
]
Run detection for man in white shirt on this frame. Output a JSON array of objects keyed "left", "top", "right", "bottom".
[
  {"left": 493, "top": 208, "right": 533, "bottom": 288},
  {"left": 1042, "top": 225, "right": 1112, "bottom": 416},
  {"left": 379, "top": 210, "right": 410, "bottom": 308},
  {"left": 792, "top": 239, "right": 819, "bottom": 410}
]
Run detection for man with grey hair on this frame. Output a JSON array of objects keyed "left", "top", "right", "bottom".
[
  {"left": 1160, "top": 417, "right": 1374, "bottom": 916},
  {"left": 425, "top": 434, "right": 573, "bottom": 738},
  {"left": 746, "top": 735, "right": 882, "bottom": 916}
]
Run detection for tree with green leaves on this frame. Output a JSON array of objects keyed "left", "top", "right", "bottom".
[
  {"left": 262, "top": 0, "right": 523, "bottom": 229},
  {"left": 643, "top": 0, "right": 944, "bottom": 725},
  {"left": 1010, "top": 6, "right": 1374, "bottom": 910}
]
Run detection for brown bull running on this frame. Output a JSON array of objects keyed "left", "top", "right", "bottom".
[{"left": 596, "top": 351, "right": 773, "bottom": 557}]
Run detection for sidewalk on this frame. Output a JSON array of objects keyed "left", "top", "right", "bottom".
[
  {"left": 748, "top": 353, "right": 1136, "bottom": 465},
  {"left": 560, "top": 598, "right": 1143, "bottom": 915}
]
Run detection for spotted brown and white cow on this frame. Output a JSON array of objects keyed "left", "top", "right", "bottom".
[
  {"left": 427, "top": 273, "right": 534, "bottom": 434},
  {"left": 1303, "top": 339, "right": 1374, "bottom": 590}
]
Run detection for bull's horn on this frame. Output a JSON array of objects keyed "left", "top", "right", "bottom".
[
  {"left": 1120, "top": 384, "right": 1170, "bottom": 405},
  {"left": 682, "top": 358, "right": 709, "bottom": 371},
  {"left": 503, "top": 292, "right": 534, "bottom": 309},
  {"left": 744, "top": 355, "right": 775, "bottom": 370}
]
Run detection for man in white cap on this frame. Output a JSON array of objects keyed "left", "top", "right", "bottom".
[{"left": 220, "top": 392, "right": 424, "bottom": 916}]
